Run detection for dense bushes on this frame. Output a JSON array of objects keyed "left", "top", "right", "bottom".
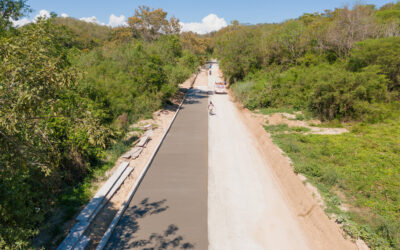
[
  {"left": 219, "top": 3, "right": 400, "bottom": 122},
  {"left": 0, "top": 20, "right": 113, "bottom": 248},
  {"left": 53, "top": 17, "right": 112, "bottom": 49},
  {"left": 349, "top": 37, "right": 400, "bottom": 93},
  {"left": 232, "top": 62, "right": 389, "bottom": 122},
  {"left": 76, "top": 35, "right": 199, "bottom": 123},
  {"left": 214, "top": 26, "right": 262, "bottom": 82},
  {"left": 0, "top": 11, "right": 200, "bottom": 247}
]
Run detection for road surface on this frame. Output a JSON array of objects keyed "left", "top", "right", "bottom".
[
  {"left": 208, "top": 63, "right": 311, "bottom": 249},
  {"left": 105, "top": 66, "right": 313, "bottom": 249},
  {"left": 105, "top": 87, "right": 208, "bottom": 249}
]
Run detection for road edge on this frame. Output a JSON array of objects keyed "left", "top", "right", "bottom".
[
  {"left": 95, "top": 85, "right": 194, "bottom": 250},
  {"left": 230, "top": 93, "right": 361, "bottom": 250}
]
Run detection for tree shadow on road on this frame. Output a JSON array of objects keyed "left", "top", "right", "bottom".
[{"left": 106, "top": 198, "right": 194, "bottom": 249}]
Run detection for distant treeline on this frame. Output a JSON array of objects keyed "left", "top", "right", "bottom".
[
  {"left": 0, "top": 2, "right": 209, "bottom": 248},
  {"left": 214, "top": 2, "right": 400, "bottom": 122}
]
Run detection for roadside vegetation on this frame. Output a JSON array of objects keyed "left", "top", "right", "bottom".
[
  {"left": 0, "top": 1, "right": 208, "bottom": 248},
  {"left": 213, "top": 2, "right": 400, "bottom": 248}
]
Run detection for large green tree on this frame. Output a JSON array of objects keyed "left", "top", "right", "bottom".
[
  {"left": 128, "top": 5, "right": 180, "bottom": 41},
  {"left": 0, "top": 0, "right": 31, "bottom": 35},
  {"left": 0, "top": 19, "right": 112, "bottom": 248}
]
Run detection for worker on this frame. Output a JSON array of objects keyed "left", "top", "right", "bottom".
[{"left": 208, "top": 101, "right": 215, "bottom": 115}]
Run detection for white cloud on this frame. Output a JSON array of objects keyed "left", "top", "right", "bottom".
[
  {"left": 108, "top": 14, "right": 128, "bottom": 27},
  {"left": 11, "top": 17, "right": 30, "bottom": 27},
  {"left": 11, "top": 11, "right": 130, "bottom": 28},
  {"left": 11, "top": 9, "right": 51, "bottom": 27},
  {"left": 34, "top": 9, "right": 51, "bottom": 21},
  {"left": 180, "top": 14, "right": 227, "bottom": 34},
  {"left": 79, "top": 16, "right": 105, "bottom": 25}
]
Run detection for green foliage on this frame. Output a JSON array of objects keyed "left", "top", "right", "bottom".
[
  {"left": 232, "top": 63, "right": 389, "bottom": 122},
  {"left": 214, "top": 26, "right": 262, "bottom": 82},
  {"left": 349, "top": 37, "right": 400, "bottom": 92},
  {"left": 53, "top": 17, "right": 112, "bottom": 49},
  {"left": 0, "top": 11, "right": 200, "bottom": 248},
  {"left": 269, "top": 112, "right": 400, "bottom": 249},
  {"left": 264, "top": 124, "right": 310, "bottom": 134},
  {"left": 0, "top": 19, "right": 112, "bottom": 248},
  {"left": 0, "top": 0, "right": 31, "bottom": 35},
  {"left": 214, "top": 3, "right": 400, "bottom": 81},
  {"left": 76, "top": 36, "right": 198, "bottom": 123},
  {"left": 309, "top": 65, "right": 389, "bottom": 121},
  {"left": 128, "top": 5, "right": 180, "bottom": 41}
]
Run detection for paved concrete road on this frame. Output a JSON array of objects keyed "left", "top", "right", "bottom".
[{"left": 106, "top": 89, "right": 208, "bottom": 249}]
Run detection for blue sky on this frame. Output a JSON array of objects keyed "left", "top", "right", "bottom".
[{"left": 20, "top": 0, "right": 397, "bottom": 33}]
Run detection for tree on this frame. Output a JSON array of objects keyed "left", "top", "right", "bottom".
[
  {"left": 277, "top": 20, "right": 305, "bottom": 62},
  {"left": 325, "top": 5, "right": 378, "bottom": 56},
  {"left": 128, "top": 6, "right": 180, "bottom": 41},
  {"left": 0, "top": 19, "right": 112, "bottom": 247},
  {"left": 349, "top": 37, "right": 400, "bottom": 93},
  {"left": 0, "top": 0, "right": 31, "bottom": 35},
  {"left": 53, "top": 17, "right": 112, "bottom": 49},
  {"left": 214, "top": 26, "right": 262, "bottom": 82},
  {"left": 180, "top": 31, "right": 210, "bottom": 60}
]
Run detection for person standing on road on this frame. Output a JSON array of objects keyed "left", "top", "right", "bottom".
[{"left": 208, "top": 101, "right": 215, "bottom": 115}]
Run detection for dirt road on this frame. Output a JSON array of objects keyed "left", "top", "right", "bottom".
[{"left": 207, "top": 64, "right": 311, "bottom": 249}]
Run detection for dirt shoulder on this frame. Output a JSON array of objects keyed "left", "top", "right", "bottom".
[
  {"left": 83, "top": 102, "right": 178, "bottom": 248},
  {"left": 231, "top": 94, "right": 363, "bottom": 250},
  {"left": 83, "top": 78, "right": 197, "bottom": 249}
]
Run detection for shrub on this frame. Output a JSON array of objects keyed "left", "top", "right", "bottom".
[{"left": 349, "top": 37, "right": 400, "bottom": 92}]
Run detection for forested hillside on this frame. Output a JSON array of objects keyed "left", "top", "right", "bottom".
[
  {"left": 0, "top": 2, "right": 207, "bottom": 248},
  {"left": 213, "top": 2, "right": 400, "bottom": 248}
]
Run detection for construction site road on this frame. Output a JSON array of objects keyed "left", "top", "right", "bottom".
[
  {"left": 208, "top": 63, "right": 311, "bottom": 250},
  {"left": 105, "top": 88, "right": 209, "bottom": 249}
]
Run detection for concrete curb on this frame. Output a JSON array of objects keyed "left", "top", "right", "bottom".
[
  {"left": 57, "top": 162, "right": 130, "bottom": 250},
  {"left": 95, "top": 87, "right": 191, "bottom": 250}
]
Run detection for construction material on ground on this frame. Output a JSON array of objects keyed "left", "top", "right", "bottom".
[
  {"left": 90, "top": 166, "right": 134, "bottom": 222},
  {"left": 106, "top": 166, "right": 133, "bottom": 200},
  {"left": 76, "top": 161, "right": 130, "bottom": 222},
  {"left": 142, "top": 124, "right": 152, "bottom": 130},
  {"left": 96, "top": 88, "right": 188, "bottom": 250},
  {"left": 57, "top": 161, "right": 130, "bottom": 250},
  {"left": 130, "top": 147, "right": 143, "bottom": 159},
  {"left": 137, "top": 130, "right": 153, "bottom": 147},
  {"left": 57, "top": 221, "right": 89, "bottom": 250},
  {"left": 75, "top": 235, "right": 90, "bottom": 250},
  {"left": 121, "top": 147, "right": 143, "bottom": 159}
]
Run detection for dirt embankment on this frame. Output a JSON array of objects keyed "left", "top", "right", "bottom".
[{"left": 232, "top": 96, "right": 365, "bottom": 250}]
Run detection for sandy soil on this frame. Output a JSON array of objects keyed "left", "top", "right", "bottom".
[
  {"left": 263, "top": 113, "right": 349, "bottom": 135},
  {"left": 208, "top": 63, "right": 360, "bottom": 250},
  {"left": 208, "top": 64, "right": 309, "bottom": 249}
]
